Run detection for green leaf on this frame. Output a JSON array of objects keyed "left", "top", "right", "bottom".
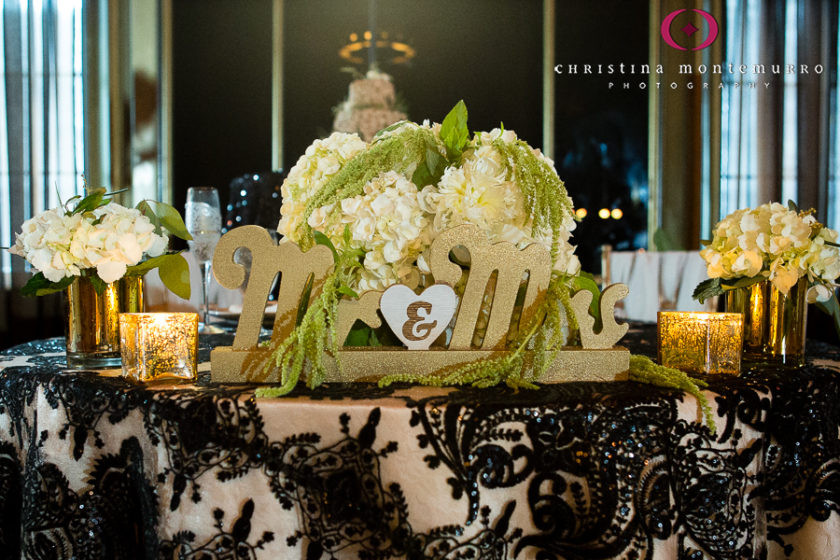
[
  {"left": 157, "top": 253, "right": 191, "bottom": 300},
  {"left": 692, "top": 277, "right": 723, "bottom": 303},
  {"left": 71, "top": 188, "right": 107, "bottom": 215},
  {"left": 439, "top": 100, "right": 470, "bottom": 161},
  {"left": 573, "top": 272, "right": 602, "bottom": 321},
  {"left": 722, "top": 275, "right": 765, "bottom": 291},
  {"left": 138, "top": 200, "right": 191, "bottom": 241},
  {"left": 125, "top": 252, "right": 178, "bottom": 276},
  {"left": 20, "top": 272, "right": 75, "bottom": 297},
  {"left": 337, "top": 284, "right": 359, "bottom": 299},
  {"left": 313, "top": 231, "right": 338, "bottom": 262},
  {"left": 63, "top": 186, "right": 130, "bottom": 216},
  {"left": 126, "top": 253, "right": 192, "bottom": 299},
  {"left": 411, "top": 163, "right": 434, "bottom": 188},
  {"left": 693, "top": 275, "right": 765, "bottom": 303},
  {"left": 156, "top": 201, "right": 192, "bottom": 241},
  {"left": 296, "top": 274, "right": 314, "bottom": 327},
  {"left": 136, "top": 200, "right": 161, "bottom": 234},
  {"left": 788, "top": 199, "right": 799, "bottom": 212},
  {"left": 344, "top": 324, "right": 372, "bottom": 346},
  {"left": 425, "top": 148, "right": 441, "bottom": 177},
  {"left": 410, "top": 144, "right": 447, "bottom": 188},
  {"left": 88, "top": 274, "right": 108, "bottom": 295}
]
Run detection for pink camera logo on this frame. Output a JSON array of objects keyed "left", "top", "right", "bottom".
[{"left": 661, "top": 9, "right": 719, "bottom": 51}]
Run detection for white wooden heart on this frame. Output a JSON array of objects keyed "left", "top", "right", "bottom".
[{"left": 380, "top": 284, "right": 458, "bottom": 350}]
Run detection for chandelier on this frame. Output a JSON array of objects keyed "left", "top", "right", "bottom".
[{"left": 338, "top": 30, "right": 415, "bottom": 66}]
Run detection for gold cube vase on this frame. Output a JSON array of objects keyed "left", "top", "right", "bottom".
[
  {"left": 65, "top": 276, "right": 144, "bottom": 369},
  {"left": 657, "top": 312, "right": 743, "bottom": 375},
  {"left": 725, "top": 278, "right": 807, "bottom": 367}
]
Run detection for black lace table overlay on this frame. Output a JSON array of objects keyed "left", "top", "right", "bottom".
[{"left": 0, "top": 326, "right": 838, "bottom": 559}]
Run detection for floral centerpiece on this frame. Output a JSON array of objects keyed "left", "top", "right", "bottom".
[
  {"left": 694, "top": 201, "right": 840, "bottom": 301},
  {"left": 694, "top": 201, "right": 840, "bottom": 363},
  {"left": 8, "top": 185, "right": 192, "bottom": 367},
  {"left": 10, "top": 186, "right": 192, "bottom": 296},
  {"left": 263, "top": 101, "right": 597, "bottom": 393},
  {"left": 279, "top": 102, "right": 581, "bottom": 293}
]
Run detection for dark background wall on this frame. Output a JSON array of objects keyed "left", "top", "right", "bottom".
[
  {"left": 172, "top": 0, "right": 274, "bottom": 228},
  {"left": 282, "top": 0, "right": 544, "bottom": 166},
  {"left": 552, "top": 1, "right": 650, "bottom": 269},
  {"left": 0, "top": 0, "right": 651, "bottom": 350},
  {"left": 171, "top": 0, "right": 648, "bottom": 269}
]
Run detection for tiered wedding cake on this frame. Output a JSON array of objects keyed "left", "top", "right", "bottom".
[{"left": 333, "top": 70, "right": 407, "bottom": 141}]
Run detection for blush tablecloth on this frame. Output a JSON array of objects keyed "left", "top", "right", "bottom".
[{"left": 0, "top": 326, "right": 838, "bottom": 559}]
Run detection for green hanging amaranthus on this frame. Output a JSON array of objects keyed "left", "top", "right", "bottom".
[
  {"left": 255, "top": 101, "right": 719, "bottom": 422},
  {"left": 628, "top": 355, "right": 716, "bottom": 432},
  {"left": 258, "top": 101, "right": 582, "bottom": 395},
  {"left": 293, "top": 124, "right": 445, "bottom": 250},
  {"left": 255, "top": 232, "right": 363, "bottom": 398}
]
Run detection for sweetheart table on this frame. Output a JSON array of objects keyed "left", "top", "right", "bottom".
[{"left": 0, "top": 325, "right": 838, "bottom": 559}]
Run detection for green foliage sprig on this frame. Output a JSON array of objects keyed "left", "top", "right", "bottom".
[
  {"left": 628, "top": 355, "right": 715, "bottom": 432},
  {"left": 295, "top": 126, "right": 444, "bottom": 249},
  {"left": 254, "top": 237, "right": 362, "bottom": 398}
]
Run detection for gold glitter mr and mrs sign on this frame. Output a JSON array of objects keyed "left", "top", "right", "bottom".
[{"left": 210, "top": 225, "right": 630, "bottom": 383}]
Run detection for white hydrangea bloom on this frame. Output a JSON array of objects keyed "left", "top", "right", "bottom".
[
  {"left": 419, "top": 127, "right": 580, "bottom": 276},
  {"left": 701, "top": 202, "right": 840, "bottom": 295},
  {"left": 277, "top": 132, "right": 368, "bottom": 243},
  {"left": 277, "top": 122, "right": 581, "bottom": 295},
  {"left": 309, "top": 171, "right": 433, "bottom": 292},
  {"left": 10, "top": 202, "right": 168, "bottom": 284}
]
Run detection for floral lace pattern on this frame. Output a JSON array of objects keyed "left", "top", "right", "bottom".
[{"left": 0, "top": 327, "right": 838, "bottom": 559}]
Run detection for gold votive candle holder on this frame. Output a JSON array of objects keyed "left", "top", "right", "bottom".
[
  {"left": 657, "top": 312, "right": 743, "bottom": 375},
  {"left": 119, "top": 313, "right": 199, "bottom": 382}
]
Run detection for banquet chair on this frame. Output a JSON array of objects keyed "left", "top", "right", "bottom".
[
  {"left": 224, "top": 170, "right": 285, "bottom": 232},
  {"left": 601, "top": 245, "right": 717, "bottom": 322}
]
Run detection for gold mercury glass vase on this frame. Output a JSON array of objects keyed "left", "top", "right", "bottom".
[
  {"left": 64, "top": 275, "right": 144, "bottom": 368},
  {"left": 725, "top": 277, "right": 808, "bottom": 367}
]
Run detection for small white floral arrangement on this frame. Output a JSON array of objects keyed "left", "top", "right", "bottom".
[
  {"left": 694, "top": 202, "right": 840, "bottom": 304},
  {"left": 9, "top": 186, "right": 192, "bottom": 298},
  {"left": 279, "top": 101, "right": 581, "bottom": 294}
]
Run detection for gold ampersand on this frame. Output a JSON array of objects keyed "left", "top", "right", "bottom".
[{"left": 403, "top": 301, "right": 438, "bottom": 341}]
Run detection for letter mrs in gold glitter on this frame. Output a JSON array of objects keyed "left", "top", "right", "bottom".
[{"left": 428, "top": 224, "right": 552, "bottom": 350}]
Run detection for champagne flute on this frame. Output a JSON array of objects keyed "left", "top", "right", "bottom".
[{"left": 185, "top": 186, "right": 223, "bottom": 333}]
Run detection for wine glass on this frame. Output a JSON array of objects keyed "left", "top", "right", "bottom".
[{"left": 185, "top": 186, "right": 223, "bottom": 333}]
